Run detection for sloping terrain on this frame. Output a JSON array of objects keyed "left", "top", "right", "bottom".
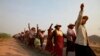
[{"left": 0, "top": 37, "right": 50, "bottom": 56}]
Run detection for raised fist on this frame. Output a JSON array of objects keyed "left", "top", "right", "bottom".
[{"left": 80, "top": 3, "right": 84, "bottom": 10}]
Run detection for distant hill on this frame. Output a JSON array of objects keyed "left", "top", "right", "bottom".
[
  {"left": 89, "top": 35, "right": 100, "bottom": 46},
  {"left": 89, "top": 35, "right": 100, "bottom": 56},
  {"left": 0, "top": 33, "right": 11, "bottom": 38}
]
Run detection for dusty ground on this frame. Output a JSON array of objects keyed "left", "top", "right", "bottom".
[
  {"left": 0, "top": 37, "right": 99, "bottom": 56},
  {"left": 0, "top": 37, "right": 50, "bottom": 56}
]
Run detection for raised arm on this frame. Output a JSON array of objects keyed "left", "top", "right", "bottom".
[
  {"left": 75, "top": 3, "right": 84, "bottom": 30},
  {"left": 28, "top": 23, "right": 31, "bottom": 31},
  {"left": 48, "top": 23, "right": 53, "bottom": 30},
  {"left": 36, "top": 24, "right": 39, "bottom": 37}
]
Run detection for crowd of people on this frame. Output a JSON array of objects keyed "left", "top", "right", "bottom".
[{"left": 13, "top": 3, "right": 96, "bottom": 56}]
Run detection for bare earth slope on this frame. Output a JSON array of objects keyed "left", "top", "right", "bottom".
[
  {"left": 0, "top": 37, "right": 99, "bottom": 56},
  {"left": 0, "top": 37, "right": 50, "bottom": 56}
]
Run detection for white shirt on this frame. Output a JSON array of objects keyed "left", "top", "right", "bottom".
[
  {"left": 75, "top": 9, "right": 88, "bottom": 46},
  {"left": 75, "top": 25, "right": 88, "bottom": 46}
]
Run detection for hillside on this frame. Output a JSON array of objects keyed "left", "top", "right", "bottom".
[
  {"left": 89, "top": 35, "right": 100, "bottom": 56},
  {"left": 0, "top": 33, "right": 11, "bottom": 38},
  {"left": 89, "top": 35, "right": 100, "bottom": 46}
]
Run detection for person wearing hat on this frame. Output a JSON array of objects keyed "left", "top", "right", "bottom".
[
  {"left": 75, "top": 3, "right": 96, "bottom": 56},
  {"left": 66, "top": 24, "right": 76, "bottom": 56},
  {"left": 52, "top": 24, "right": 65, "bottom": 56}
]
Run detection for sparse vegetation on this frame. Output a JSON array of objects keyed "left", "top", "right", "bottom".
[{"left": 0, "top": 33, "right": 11, "bottom": 38}]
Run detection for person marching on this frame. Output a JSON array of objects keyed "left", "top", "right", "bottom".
[
  {"left": 75, "top": 3, "right": 96, "bottom": 56},
  {"left": 52, "top": 24, "right": 65, "bottom": 56},
  {"left": 39, "top": 30, "right": 45, "bottom": 49},
  {"left": 66, "top": 24, "right": 76, "bottom": 56},
  {"left": 45, "top": 24, "right": 54, "bottom": 54},
  {"left": 34, "top": 24, "right": 41, "bottom": 49},
  {"left": 29, "top": 27, "right": 36, "bottom": 47}
]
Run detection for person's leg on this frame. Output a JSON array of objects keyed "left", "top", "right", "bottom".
[
  {"left": 86, "top": 46, "right": 96, "bottom": 56},
  {"left": 75, "top": 44, "right": 85, "bottom": 56},
  {"left": 78, "top": 45, "right": 92, "bottom": 56},
  {"left": 66, "top": 47, "right": 68, "bottom": 56}
]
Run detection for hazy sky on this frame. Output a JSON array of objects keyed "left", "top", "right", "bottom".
[{"left": 0, "top": 0, "right": 100, "bottom": 36}]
